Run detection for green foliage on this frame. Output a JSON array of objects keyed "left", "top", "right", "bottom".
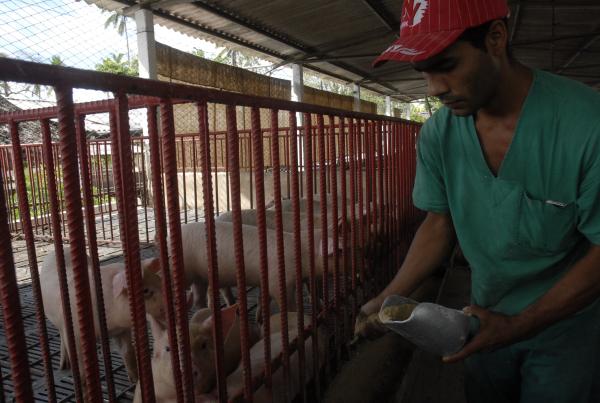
[
  {"left": 95, "top": 53, "right": 139, "bottom": 76},
  {"left": 191, "top": 48, "right": 205, "bottom": 58}
]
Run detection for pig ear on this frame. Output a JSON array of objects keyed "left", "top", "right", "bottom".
[
  {"left": 220, "top": 304, "right": 239, "bottom": 338},
  {"left": 147, "top": 314, "right": 165, "bottom": 339},
  {"left": 143, "top": 258, "right": 161, "bottom": 275},
  {"left": 112, "top": 271, "right": 128, "bottom": 297}
]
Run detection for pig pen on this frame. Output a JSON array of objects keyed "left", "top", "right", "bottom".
[{"left": 0, "top": 58, "right": 422, "bottom": 403}]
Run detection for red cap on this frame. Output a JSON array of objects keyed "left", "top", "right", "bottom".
[{"left": 373, "top": 0, "right": 510, "bottom": 66}]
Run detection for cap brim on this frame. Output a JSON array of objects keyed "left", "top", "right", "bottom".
[{"left": 372, "top": 29, "right": 465, "bottom": 67}]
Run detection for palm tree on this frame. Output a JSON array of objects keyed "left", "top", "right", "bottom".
[{"left": 104, "top": 11, "right": 131, "bottom": 63}]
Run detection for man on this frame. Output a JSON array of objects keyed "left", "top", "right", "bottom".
[{"left": 355, "top": 0, "right": 600, "bottom": 402}]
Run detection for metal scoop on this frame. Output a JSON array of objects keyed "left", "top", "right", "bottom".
[{"left": 378, "top": 294, "right": 470, "bottom": 356}]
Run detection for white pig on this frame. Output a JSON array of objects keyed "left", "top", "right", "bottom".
[
  {"left": 196, "top": 312, "right": 327, "bottom": 403},
  {"left": 179, "top": 220, "right": 351, "bottom": 313},
  {"left": 40, "top": 248, "right": 165, "bottom": 382},
  {"left": 133, "top": 304, "right": 260, "bottom": 402}
]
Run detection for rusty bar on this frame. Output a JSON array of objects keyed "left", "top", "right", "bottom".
[
  {"left": 248, "top": 121, "right": 254, "bottom": 209},
  {"left": 192, "top": 136, "right": 199, "bottom": 222},
  {"left": 269, "top": 108, "right": 291, "bottom": 395},
  {"left": 225, "top": 104, "right": 253, "bottom": 401},
  {"left": 213, "top": 131, "right": 220, "bottom": 214},
  {"left": 74, "top": 115, "right": 117, "bottom": 402},
  {"left": 250, "top": 106, "right": 273, "bottom": 389},
  {"left": 338, "top": 118, "right": 348, "bottom": 306},
  {"left": 32, "top": 146, "right": 46, "bottom": 234},
  {"left": 348, "top": 118, "right": 358, "bottom": 314},
  {"left": 41, "top": 118, "right": 85, "bottom": 402},
  {"left": 113, "top": 94, "right": 157, "bottom": 403},
  {"left": 225, "top": 127, "right": 230, "bottom": 212},
  {"left": 148, "top": 105, "right": 185, "bottom": 403},
  {"left": 197, "top": 102, "right": 227, "bottom": 401},
  {"left": 55, "top": 86, "right": 103, "bottom": 402},
  {"left": 285, "top": 128, "right": 291, "bottom": 198},
  {"left": 316, "top": 115, "right": 329, "bottom": 313},
  {"left": 180, "top": 136, "right": 188, "bottom": 223},
  {"left": 0, "top": 148, "right": 34, "bottom": 403},
  {"left": 289, "top": 111, "right": 306, "bottom": 403},
  {"left": 328, "top": 115, "right": 340, "bottom": 312},
  {"left": 303, "top": 111, "right": 320, "bottom": 401},
  {"left": 93, "top": 142, "right": 106, "bottom": 239},
  {"left": 159, "top": 98, "right": 195, "bottom": 403},
  {"left": 139, "top": 137, "right": 150, "bottom": 243}
]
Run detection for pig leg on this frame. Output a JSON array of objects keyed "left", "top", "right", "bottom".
[
  {"left": 192, "top": 282, "right": 209, "bottom": 310},
  {"left": 115, "top": 332, "right": 138, "bottom": 383},
  {"left": 59, "top": 331, "right": 70, "bottom": 370},
  {"left": 220, "top": 287, "right": 236, "bottom": 306}
]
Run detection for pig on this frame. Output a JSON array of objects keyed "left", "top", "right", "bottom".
[
  {"left": 179, "top": 220, "right": 352, "bottom": 313},
  {"left": 133, "top": 304, "right": 260, "bottom": 402},
  {"left": 215, "top": 209, "right": 326, "bottom": 234},
  {"left": 197, "top": 312, "right": 327, "bottom": 403},
  {"left": 40, "top": 248, "right": 165, "bottom": 383}
]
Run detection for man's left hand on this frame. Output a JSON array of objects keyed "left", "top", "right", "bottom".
[{"left": 442, "top": 305, "right": 529, "bottom": 363}]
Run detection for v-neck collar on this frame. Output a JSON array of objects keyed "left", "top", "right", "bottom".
[{"left": 467, "top": 69, "right": 539, "bottom": 179}]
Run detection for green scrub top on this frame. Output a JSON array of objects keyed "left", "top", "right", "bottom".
[{"left": 413, "top": 69, "right": 600, "bottom": 315}]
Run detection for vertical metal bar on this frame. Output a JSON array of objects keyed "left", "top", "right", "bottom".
[
  {"left": 213, "top": 131, "right": 220, "bottom": 215},
  {"left": 348, "top": 118, "right": 358, "bottom": 316},
  {"left": 303, "top": 111, "right": 319, "bottom": 401},
  {"left": 8, "top": 120, "right": 56, "bottom": 403},
  {"left": 197, "top": 102, "right": 227, "bottom": 402},
  {"left": 289, "top": 112, "right": 306, "bottom": 403},
  {"left": 159, "top": 98, "right": 194, "bottom": 403},
  {"left": 225, "top": 127, "right": 230, "bottom": 212},
  {"left": 111, "top": 94, "right": 156, "bottom": 403},
  {"left": 285, "top": 127, "right": 291, "bottom": 199},
  {"left": 41, "top": 118, "right": 85, "bottom": 403},
  {"left": 328, "top": 116, "right": 339, "bottom": 312},
  {"left": 139, "top": 137, "right": 150, "bottom": 243},
  {"left": 0, "top": 150, "right": 34, "bottom": 403},
  {"left": 269, "top": 109, "right": 291, "bottom": 395},
  {"left": 250, "top": 106, "right": 272, "bottom": 389},
  {"left": 148, "top": 105, "right": 185, "bottom": 403},
  {"left": 225, "top": 104, "right": 253, "bottom": 402},
  {"left": 181, "top": 136, "right": 188, "bottom": 223},
  {"left": 357, "top": 120, "right": 366, "bottom": 300},
  {"left": 192, "top": 136, "right": 199, "bottom": 222},
  {"left": 248, "top": 123, "right": 254, "bottom": 210},
  {"left": 74, "top": 115, "right": 117, "bottom": 402},
  {"left": 33, "top": 146, "right": 47, "bottom": 235},
  {"left": 317, "top": 115, "right": 329, "bottom": 313},
  {"left": 338, "top": 118, "right": 348, "bottom": 306},
  {"left": 102, "top": 140, "right": 114, "bottom": 240},
  {"left": 95, "top": 142, "right": 107, "bottom": 240},
  {"left": 56, "top": 86, "right": 102, "bottom": 402}
]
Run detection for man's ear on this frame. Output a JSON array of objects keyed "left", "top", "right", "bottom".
[{"left": 486, "top": 19, "right": 509, "bottom": 58}]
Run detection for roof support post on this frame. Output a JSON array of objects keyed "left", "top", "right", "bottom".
[
  {"left": 291, "top": 63, "right": 305, "bottom": 179},
  {"left": 135, "top": 8, "right": 157, "bottom": 80},
  {"left": 353, "top": 83, "right": 361, "bottom": 112},
  {"left": 385, "top": 95, "right": 392, "bottom": 116}
]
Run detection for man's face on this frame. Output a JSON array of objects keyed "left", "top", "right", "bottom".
[{"left": 412, "top": 41, "right": 500, "bottom": 116}]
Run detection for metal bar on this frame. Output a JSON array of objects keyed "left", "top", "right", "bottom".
[
  {"left": 112, "top": 94, "right": 156, "bottom": 403},
  {"left": 197, "top": 102, "right": 227, "bottom": 402},
  {"left": 250, "top": 106, "right": 272, "bottom": 389},
  {"left": 289, "top": 111, "right": 306, "bottom": 402},
  {"left": 192, "top": 136, "right": 199, "bottom": 222},
  {"left": 225, "top": 104, "right": 253, "bottom": 401},
  {"left": 75, "top": 115, "right": 117, "bottom": 402},
  {"left": 269, "top": 108, "right": 292, "bottom": 395},
  {"left": 348, "top": 118, "right": 358, "bottom": 316},
  {"left": 139, "top": 137, "right": 150, "bottom": 243},
  {"left": 303, "top": 111, "right": 319, "bottom": 401},
  {"left": 181, "top": 136, "right": 188, "bottom": 223},
  {"left": 148, "top": 104, "right": 185, "bottom": 403},
  {"left": 317, "top": 115, "right": 329, "bottom": 313},
  {"left": 0, "top": 149, "right": 34, "bottom": 403},
  {"left": 159, "top": 98, "right": 194, "bottom": 403},
  {"left": 338, "top": 117, "right": 348, "bottom": 308},
  {"left": 56, "top": 86, "right": 103, "bottom": 402}
]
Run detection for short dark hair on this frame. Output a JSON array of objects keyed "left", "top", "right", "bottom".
[{"left": 457, "top": 18, "right": 513, "bottom": 60}]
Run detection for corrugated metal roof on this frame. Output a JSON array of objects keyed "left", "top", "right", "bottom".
[{"left": 85, "top": 0, "right": 600, "bottom": 100}]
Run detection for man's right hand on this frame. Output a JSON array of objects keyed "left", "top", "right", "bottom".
[{"left": 354, "top": 296, "right": 388, "bottom": 340}]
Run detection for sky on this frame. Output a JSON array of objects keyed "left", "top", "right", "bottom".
[{"left": 0, "top": 0, "right": 292, "bottom": 108}]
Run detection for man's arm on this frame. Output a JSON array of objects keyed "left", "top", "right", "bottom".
[
  {"left": 445, "top": 243, "right": 600, "bottom": 362},
  {"left": 357, "top": 211, "right": 456, "bottom": 330}
]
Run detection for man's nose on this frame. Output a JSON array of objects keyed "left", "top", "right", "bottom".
[{"left": 424, "top": 73, "right": 450, "bottom": 98}]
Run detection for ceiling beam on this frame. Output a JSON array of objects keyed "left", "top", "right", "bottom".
[
  {"left": 556, "top": 25, "right": 600, "bottom": 74},
  {"left": 361, "top": 0, "right": 400, "bottom": 35}
]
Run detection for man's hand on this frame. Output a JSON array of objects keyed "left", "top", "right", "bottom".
[
  {"left": 354, "top": 297, "right": 388, "bottom": 340},
  {"left": 442, "top": 305, "right": 528, "bottom": 363}
]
